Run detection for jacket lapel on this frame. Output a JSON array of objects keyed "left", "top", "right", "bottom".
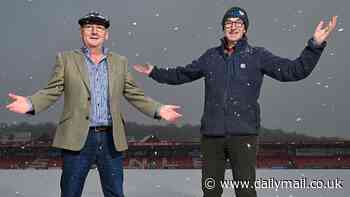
[{"left": 73, "top": 50, "right": 91, "bottom": 94}]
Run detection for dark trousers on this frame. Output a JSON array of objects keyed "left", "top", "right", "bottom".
[
  {"left": 60, "top": 129, "right": 124, "bottom": 197},
  {"left": 201, "top": 135, "right": 258, "bottom": 197}
]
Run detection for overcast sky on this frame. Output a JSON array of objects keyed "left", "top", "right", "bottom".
[{"left": 0, "top": 0, "right": 349, "bottom": 138}]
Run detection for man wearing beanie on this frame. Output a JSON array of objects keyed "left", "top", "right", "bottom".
[
  {"left": 6, "top": 11, "right": 182, "bottom": 197},
  {"left": 133, "top": 7, "right": 337, "bottom": 197}
]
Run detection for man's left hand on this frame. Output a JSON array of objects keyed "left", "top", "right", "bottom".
[
  {"left": 313, "top": 16, "right": 338, "bottom": 45},
  {"left": 159, "top": 105, "right": 182, "bottom": 123}
]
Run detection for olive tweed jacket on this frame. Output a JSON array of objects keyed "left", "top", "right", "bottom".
[{"left": 29, "top": 50, "right": 162, "bottom": 151}]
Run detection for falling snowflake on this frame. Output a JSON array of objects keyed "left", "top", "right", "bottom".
[
  {"left": 338, "top": 28, "right": 344, "bottom": 32},
  {"left": 155, "top": 13, "right": 160, "bottom": 17},
  {"left": 296, "top": 117, "right": 302, "bottom": 122},
  {"left": 155, "top": 185, "right": 161, "bottom": 188},
  {"left": 163, "top": 47, "right": 168, "bottom": 52},
  {"left": 247, "top": 143, "right": 251, "bottom": 148},
  {"left": 207, "top": 26, "right": 213, "bottom": 30},
  {"left": 132, "top": 22, "right": 137, "bottom": 26},
  {"left": 173, "top": 26, "right": 179, "bottom": 31},
  {"left": 29, "top": 76, "right": 33, "bottom": 80},
  {"left": 321, "top": 103, "right": 327, "bottom": 107},
  {"left": 135, "top": 53, "right": 139, "bottom": 57},
  {"left": 324, "top": 85, "right": 329, "bottom": 88},
  {"left": 185, "top": 177, "right": 191, "bottom": 181},
  {"left": 329, "top": 52, "right": 335, "bottom": 56},
  {"left": 128, "top": 31, "right": 133, "bottom": 36},
  {"left": 316, "top": 82, "right": 321, "bottom": 85}
]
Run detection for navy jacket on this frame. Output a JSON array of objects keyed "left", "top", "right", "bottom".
[{"left": 150, "top": 38, "right": 326, "bottom": 136}]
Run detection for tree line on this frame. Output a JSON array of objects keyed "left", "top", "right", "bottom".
[{"left": 0, "top": 121, "right": 344, "bottom": 143}]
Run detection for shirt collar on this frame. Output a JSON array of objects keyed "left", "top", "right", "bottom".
[
  {"left": 81, "top": 45, "right": 109, "bottom": 63},
  {"left": 81, "top": 45, "right": 109, "bottom": 57}
]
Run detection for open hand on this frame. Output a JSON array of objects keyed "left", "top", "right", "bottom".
[
  {"left": 133, "top": 64, "right": 154, "bottom": 75},
  {"left": 159, "top": 105, "right": 182, "bottom": 123},
  {"left": 313, "top": 16, "right": 338, "bottom": 45},
  {"left": 6, "top": 93, "right": 31, "bottom": 114}
]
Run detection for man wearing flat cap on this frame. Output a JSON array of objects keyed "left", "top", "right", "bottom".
[
  {"left": 133, "top": 6, "right": 337, "bottom": 197},
  {"left": 6, "top": 11, "right": 182, "bottom": 197}
]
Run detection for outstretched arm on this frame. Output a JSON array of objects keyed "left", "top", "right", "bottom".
[
  {"left": 6, "top": 53, "right": 65, "bottom": 115},
  {"left": 133, "top": 51, "right": 207, "bottom": 85},
  {"left": 123, "top": 59, "right": 182, "bottom": 123},
  {"left": 260, "top": 16, "right": 337, "bottom": 82}
]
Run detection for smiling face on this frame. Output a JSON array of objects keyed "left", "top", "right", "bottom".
[
  {"left": 223, "top": 17, "right": 246, "bottom": 42},
  {"left": 80, "top": 24, "right": 109, "bottom": 49}
]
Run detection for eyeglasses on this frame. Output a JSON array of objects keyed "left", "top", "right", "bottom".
[
  {"left": 224, "top": 20, "right": 244, "bottom": 29},
  {"left": 82, "top": 24, "right": 106, "bottom": 33}
]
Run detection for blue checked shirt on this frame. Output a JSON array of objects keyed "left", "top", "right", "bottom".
[{"left": 82, "top": 46, "right": 112, "bottom": 126}]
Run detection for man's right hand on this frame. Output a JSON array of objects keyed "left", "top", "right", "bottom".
[
  {"left": 6, "top": 93, "right": 31, "bottom": 114},
  {"left": 133, "top": 64, "right": 154, "bottom": 76}
]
